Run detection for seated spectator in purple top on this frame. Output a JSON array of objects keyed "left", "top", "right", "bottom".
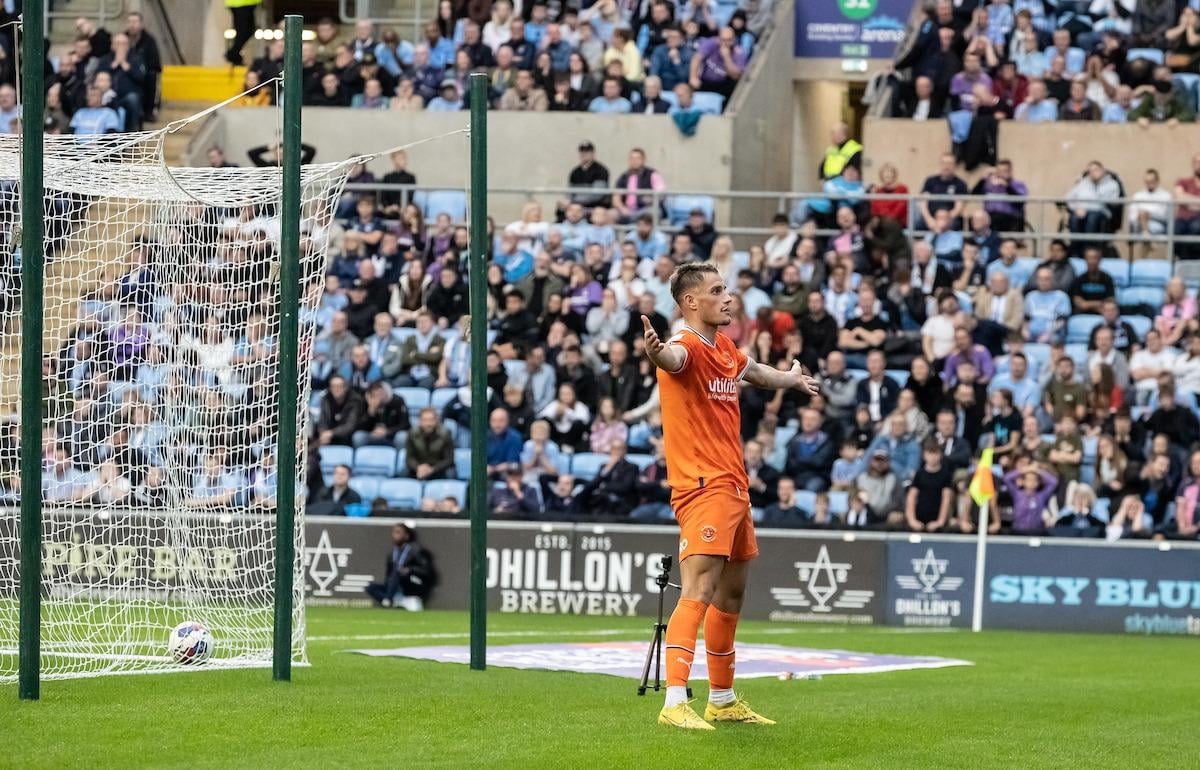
[
  {"left": 689, "top": 26, "right": 745, "bottom": 100},
  {"left": 565, "top": 263, "right": 603, "bottom": 316},
  {"left": 1003, "top": 462, "right": 1058, "bottom": 534},
  {"left": 108, "top": 307, "right": 150, "bottom": 380},
  {"left": 949, "top": 52, "right": 993, "bottom": 110},
  {"left": 942, "top": 326, "right": 994, "bottom": 385}
]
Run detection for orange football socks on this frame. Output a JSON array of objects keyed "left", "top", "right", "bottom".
[
  {"left": 704, "top": 605, "right": 739, "bottom": 694},
  {"left": 664, "top": 598, "right": 708, "bottom": 688}
]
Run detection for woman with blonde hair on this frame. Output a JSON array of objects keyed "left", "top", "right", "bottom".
[
  {"left": 504, "top": 201, "right": 550, "bottom": 253},
  {"left": 707, "top": 235, "right": 739, "bottom": 288},
  {"left": 1156, "top": 276, "right": 1197, "bottom": 347},
  {"left": 589, "top": 397, "right": 629, "bottom": 454}
]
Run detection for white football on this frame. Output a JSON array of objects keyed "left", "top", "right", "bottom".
[{"left": 169, "top": 621, "right": 214, "bottom": 665}]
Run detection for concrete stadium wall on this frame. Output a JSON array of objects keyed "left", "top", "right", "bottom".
[
  {"left": 863, "top": 117, "right": 1200, "bottom": 200},
  {"left": 728, "top": 0, "right": 796, "bottom": 228},
  {"left": 193, "top": 108, "right": 735, "bottom": 225}
]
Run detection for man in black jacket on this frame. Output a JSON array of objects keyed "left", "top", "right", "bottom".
[
  {"left": 317, "top": 376, "right": 365, "bottom": 446},
  {"left": 309, "top": 464, "right": 362, "bottom": 515},
  {"left": 124, "top": 12, "right": 161, "bottom": 121},
  {"left": 744, "top": 439, "right": 779, "bottom": 508},
  {"left": 579, "top": 442, "right": 639, "bottom": 517},
  {"left": 366, "top": 523, "right": 438, "bottom": 610},
  {"left": 595, "top": 339, "right": 639, "bottom": 414},
  {"left": 559, "top": 140, "right": 610, "bottom": 218},
  {"left": 353, "top": 382, "right": 411, "bottom": 447}
]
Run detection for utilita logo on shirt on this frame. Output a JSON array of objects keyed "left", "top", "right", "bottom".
[{"left": 706, "top": 377, "right": 738, "bottom": 402}]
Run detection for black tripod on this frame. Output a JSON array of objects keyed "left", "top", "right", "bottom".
[{"left": 637, "top": 555, "right": 692, "bottom": 698}]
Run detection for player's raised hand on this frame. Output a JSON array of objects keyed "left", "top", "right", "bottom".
[
  {"left": 790, "top": 359, "right": 820, "bottom": 397},
  {"left": 642, "top": 315, "right": 665, "bottom": 357}
]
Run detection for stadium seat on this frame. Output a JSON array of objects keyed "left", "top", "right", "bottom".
[
  {"left": 1127, "top": 47, "right": 1165, "bottom": 65},
  {"left": 828, "top": 491, "right": 849, "bottom": 516},
  {"left": 750, "top": 506, "right": 764, "bottom": 523},
  {"left": 1010, "top": 258, "right": 1038, "bottom": 288},
  {"left": 430, "top": 387, "right": 458, "bottom": 413},
  {"left": 733, "top": 250, "right": 750, "bottom": 270},
  {"left": 424, "top": 479, "right": 468, "bottom": 508},
  {"left": 413, "top": 189, "right": 467, "bottom": 222},
  {"left": 775, "top": 424, "right": 797, "bottom": 448},
  {"left": 393, "top": 327, "right": 417, "bottom": 344},
  {"left": 348, "top": 475, "right": 382, "bottom": 502},
  {"left": 844, "top": 368, "right": 868, "bottom": 384},
  {"left": 1081, "top": 434, "right": 1099, "bottom": 463},
  {"left": 1100, "top": 258, "right": 1130, "bottom": 288},
  {"left": 660, "top": 90, "right": 679, "bottom": 109},
  {"left": 665, "top": 195, "right": 716, "bottom": 226},
  {"left": 885, "top": 369, "right": 910, "bottom": 386},
  {"left": 795, "top": 490, "right": 817, "bottom": 514},
  {"left": 1069, "top": 257, "right": 1086, "bottom": 276},
  {"left": 627, "top": 453, "right": 655, "bottom": 471},
  {"left": 395, "top": 387, "right": 431, "bottom": 414},
  {"left": 378, "top": 478, "right": 423, "bottom": 509},
  {"left": 1066, "top": 314, "right": 1102, "bottom": 345},
  {"left": 318, "top": 445, "right": 353, "bottom": 476},
  {"left": 1064, "top": 343, "right": 1089, "bottom": 370},
  {"left": 1023, "top": 343, "right": 1051, "bottom": 377},
  {"left": 570, "top": 452, "right": 607, "bottom": 481},
  {"left": 1130, "top": 259, "right": 1172, "bottom": 288},
  {"left": 692, "top": 92, "right": 725, "bottom": 115},
  {"left": 1117, "top": 286, "right": 1165, "bottom": 309},
  {"left": 454, "top": 448, "right": 472, "bottom": 479},
  {"left": 1126, "top": 315, "right": 1152, "bottom": 339},
  {"left": 353, "top": 446, "right": 398, "bottom": 477}
]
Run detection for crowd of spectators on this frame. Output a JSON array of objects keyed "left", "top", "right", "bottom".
[
  {"left": 889, "top": 0, "right": 1200, "bottom": 129},
  {"left": 248, "top": 4, "right": 768, "bottom": 117},
  {"left": 0, "top": 13, "right": 162, "bottom": 136}
]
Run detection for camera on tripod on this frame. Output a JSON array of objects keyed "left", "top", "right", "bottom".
[{"left": 637, "top": 553, "right": 690, "bottom": 698}]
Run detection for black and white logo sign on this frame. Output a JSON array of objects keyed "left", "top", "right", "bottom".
[
  {"left": 768, "top": 545, "right": 876, "bottom": 621},
  {"left": 887, "top": 543, "right": 973, "bottom": 627}
]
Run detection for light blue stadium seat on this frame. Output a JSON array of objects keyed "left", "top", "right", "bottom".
[
  {"left": 775, "top": 424, "right": 797, "bottom": 447},
  {"left": 1081, "top": 434, "right": 1098, "bottom": 463},
  {"left": 1066, "top": 314, "right": 1102, "bottom": 345},
  {"left": 378, "top": 478, "right": 423, "bottom": 509},
  {"left": 424, "top": 479, "right": 468, "bottom": 508},
  {"left": 1013, "top": 257, "right": 1040, "bottom": 287},
  {"left": 1064, "top": 343, "right": 1089, "bottom": 370},
  {"left": 1130, "top": 259, "right": 1172, "bottom": 288},
  {"left": 733, "top": 250, "right": 750, "bottom": 270},
  {"left": 454, "top": 448, "right": 472, "bottom": 479},
  {"left": 692, "top": 91, "right": 725, "bottom": 115},
  {"left": 795, "top": 490, "right": 817, "bottom": 514},
  {"left": 1092, "top": 497, "right": 1111, "bottom": 523},
  {"left": 665, "top": 194, "right": 716, "bottom": 226},
  {"left": 1023, "top": 343, "right": 1051, "bottom": 377},
  {"left": 1069, "top": 257, "right": 1086, "bottom": 276},
  {"left": 570, "top": 452, "right": 607, "bottom": 481},
  {"left": 353, "top": 446, "right": 398, "bottom": 477},
  {"left": 430, "top": 387, "right": 458, "bottom": 414},
  {"left": 1079, "top": 464, "right": 1095, "bottom": 487},
  {"left": 885, "top": 369, "right": 910, "bottom": 386},
  {"left": 348, "top": 475, "right": 382, "bottom": 502},
  {"left": 395, "top": 387, "right": 431, "bottom": 414},
  {"left": 660, "top": 90, "right": 679, "bottom": 109},
  {"left": 1126, "top": 315, "right": 1152, "bottom": 339},
  {"left": 393, "top": 327, "right": 417, "bottom": 344},
  {"left": 828, "top": 491, "right": 849, "bottom": 516},
  {"left": 750, "top": 506, "right": 764, "bottom": 523},
  {"left": 627, "top": 453, "right": 655, "bottom": 471},
  {"left": 318, "top": 445, "right": 353, "bottom": 476},
  {"left": 1117, "top": 286, "right": 1165, "bottom": 309},
  {"left": 1128, "top": 47, "right": 1165, "bottom": 65},
  {"left": 844, "top": 368, "right": 868, "bottom": 384},
  {"left": 413, "top": 189, "right": 467, "bottom": 222},
  {"left": 1100, "top": 258, "right": 1130, "bottom": 288}
]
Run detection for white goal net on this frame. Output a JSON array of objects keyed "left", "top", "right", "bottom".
[{"left": 0, "top": 129, "right": 351, "bottom": 680}]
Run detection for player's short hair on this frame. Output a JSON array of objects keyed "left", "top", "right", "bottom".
[{"left": 669, "top": 262, "right": 719, "bottom": 304}]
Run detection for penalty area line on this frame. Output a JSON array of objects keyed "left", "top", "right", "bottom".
[{"left": 313, "top": 628, "right": 636, "bottom": 642}]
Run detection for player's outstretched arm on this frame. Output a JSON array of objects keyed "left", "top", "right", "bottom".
[
  {"left": 641, "top": 315, "right": 686, "bottom": 372},
  {"left": 744, "top": 359, "right": 820, "bottom": 396}
]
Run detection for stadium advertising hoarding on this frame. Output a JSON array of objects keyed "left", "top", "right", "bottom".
[
  {"left": 794, "top": 0, "right": 911, "bottom": 60},
  {"left": 885, "top": 540, "right": 976, "bottom": 629},
  {"left": 983, "top": 542, "right": 1200, "bottom": 636}
]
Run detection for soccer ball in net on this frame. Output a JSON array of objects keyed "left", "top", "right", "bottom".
[{"left": 169, "top": 621, "right": 214, "bottom": 665}]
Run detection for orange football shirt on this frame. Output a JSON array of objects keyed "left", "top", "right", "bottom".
[{"left": 656, "top": 326, "right": 752, "bottom": 492}]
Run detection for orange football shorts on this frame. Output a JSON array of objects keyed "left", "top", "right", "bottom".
[{"left": 671, "top": 484, "right": 759, "bottom": 562}]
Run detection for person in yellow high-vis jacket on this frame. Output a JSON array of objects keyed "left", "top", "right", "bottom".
[
  {"left": 225, "top": 0, "right": 263, "bottom": 66},
  {"left": 820, "top": 121, "right": 863, "bottom": 181}
]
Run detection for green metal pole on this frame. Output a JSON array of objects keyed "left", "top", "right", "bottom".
[
  {"left": 468, "top": 72, "right": 488, "bottom": 672},
  {"left": 272, "top": 14, "right": 303, "bottom": 683},
  {"left": 19, "top": 2, "right": 46, "bottom": 703}
]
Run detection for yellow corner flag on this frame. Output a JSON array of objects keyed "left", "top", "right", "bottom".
[{"left": 968, "top": 448, "right": 995, "bottom": 508}]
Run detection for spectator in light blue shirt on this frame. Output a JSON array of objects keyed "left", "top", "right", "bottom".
[
  {"left": 1044, "top": 29, "right": 1084, "bottom": 76},
  {"left": 625, "top": 213, "right": 669, "bottom": 260},
  {"left": 867, "top": 413, "right": 921, "bottom": 483},
  {"left": 588, "top": 77, "right": 632, "bottom": 113},
  {"left": 989, "top": 352, "right": 1041, "bottom": 411},
  {"left": 1103, "top": 85, "right": 1134, "bottom": 123},
  {"left": 424, "top": 22, "right": 456, "bottom": 69},
  {"left": 426, "top": 81, "right": 464, "bottom": 111},
  {"left": 374, "top": 30, "right": 414, "bottom": 77},
  {"left": 1024, "top": 267, "right": 1072, "bottom": 343},
  {"left": 1013, "top": 79, "right": 1058, "bottom": 122},
  {"left": 70, "top": 87, "right": 122, "bottom": 135},
  {"left": 985, "top": 1, "right": 1014, "bottom": 46},
  {"left": 494, "top": 233, "right": 535, "bottom": 283},
  {"left": 558, "top": 203, "right": 590, "bottom": 258},
  {"left": 542, "top": 24, "right": 573, "bottom": 71},
  {"left": 1013, "top": 0, "right": 1049, "bottom": 30}
]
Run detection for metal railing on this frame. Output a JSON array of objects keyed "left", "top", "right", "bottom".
[
  {"left": 343, "top": 181, "right": 1200, "bottom": 264},
  {"left": 45, "top": 0, "right": 126, "bottom": 25}
]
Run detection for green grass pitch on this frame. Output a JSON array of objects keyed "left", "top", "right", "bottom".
[{"left": 2, "top": 607, "right": 1195, "bottom": 768}]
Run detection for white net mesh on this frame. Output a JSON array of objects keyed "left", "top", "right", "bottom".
[{"left": 0, "top": 129, "right": 351, "bottom": 680}]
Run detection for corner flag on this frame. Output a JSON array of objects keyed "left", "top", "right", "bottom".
[{"left": 968, "top": 448, "right": 995, "bottom": 508}]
